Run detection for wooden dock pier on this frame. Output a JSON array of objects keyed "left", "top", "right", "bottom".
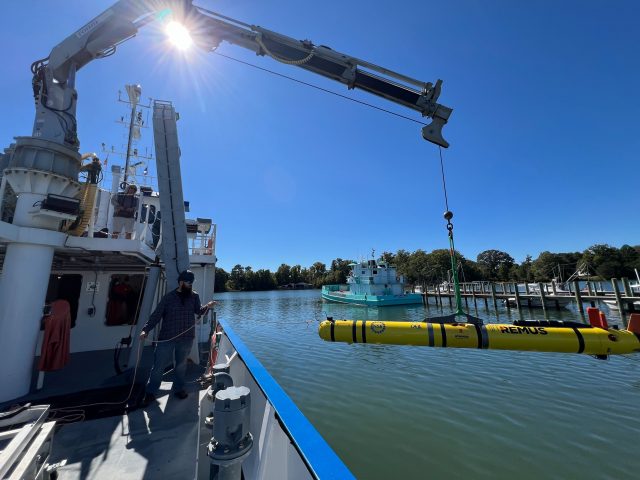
[{"left": 419, "top": 278, "right": 640, "bottom": 327}]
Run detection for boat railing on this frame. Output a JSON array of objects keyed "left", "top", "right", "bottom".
[
  {"left": 214, "top": 319, "right": 355, "bottom": 479},
  {"left": 188, "top": 224, "right": 216, "bottom": 256}
]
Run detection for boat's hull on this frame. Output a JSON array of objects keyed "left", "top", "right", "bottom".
[
  {"left": 322, "top": 291, "right": 423, "bottom": 307},
  {"left": 603, "top": 299, "right": 640, "bottom": 310},
  {"left": 504, "top": 296, "right": 573, "bottom": 309}
]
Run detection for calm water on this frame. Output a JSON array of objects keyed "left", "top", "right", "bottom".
[{"left": 213, "top": 290, "right": 640, "bottom": 479}]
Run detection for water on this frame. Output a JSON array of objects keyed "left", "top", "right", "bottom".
[{"left": 213, "top": 290, "right": 640, "bottom": 479}]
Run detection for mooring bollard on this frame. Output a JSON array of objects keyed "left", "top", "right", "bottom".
[
  {"left": 206, "top": 365, "right": 233, "bottom": 427},
  {"left": 209, "top": 386, "right": 253, "bottom": 480}
]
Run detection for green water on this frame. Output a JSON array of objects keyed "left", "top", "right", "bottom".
[{"left": 213, "top": 290, "right": 640, "bottom": 479}]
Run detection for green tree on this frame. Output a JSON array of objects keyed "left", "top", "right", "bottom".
[
  {"left": 380, "top": 251, "right": 396, "bottom": 264},
  {"left": 309, "top": 262, "right": 327, "bottom": 287},
  {"left": 329, "top": 258, "right": 354, "bottom": 284},
  {"left": 290, "top": 265, "right": 303, "bottom": 284},
  {"left": 252, "top": 269, "right": 277, "bottom": 290},
  {"left": 620, "top": 244, "right": 640, "bottom": 277},
  {"left": 476, "top": 250, "right": 515, "bottom": 280},
  {"left": 581, "top": 244, "right": 625, "bottom": 279},
  {"left": 275, "top": 263, "right": 291, "bottom": 286},
  {"left": 228, "top": 264, "right": 246, "bottom": 290},
  {"left": 214, "top": 267, "right": 229, "bottom": 292}
]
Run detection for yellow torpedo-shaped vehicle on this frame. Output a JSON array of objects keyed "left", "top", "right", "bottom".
[{"left": 318, "top": 310, "right": 640, "bottom": 358}]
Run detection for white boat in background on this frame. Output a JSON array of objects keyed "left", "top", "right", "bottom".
[
  {"left": 602, "top": 270, "right": 640, "bottom": 311},
  {"left": 504, "top": 295, "right": 574, "bottom": 309}
]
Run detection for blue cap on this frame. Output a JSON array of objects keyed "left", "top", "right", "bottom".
[{"left": 178, "top": 270, "right": 195, "bottom": 283}]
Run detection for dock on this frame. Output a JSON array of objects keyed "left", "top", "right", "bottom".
[{"left": 418, "top": 278, "right": 640, "bottom": 327}]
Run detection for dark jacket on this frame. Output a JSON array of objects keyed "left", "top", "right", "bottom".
[{"left": 111, "top": 192, "right": 138, "bottom": 218}]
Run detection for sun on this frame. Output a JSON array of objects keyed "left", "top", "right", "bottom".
[{"left": 165, "top": 21, "right": 193, "bottom": 50}]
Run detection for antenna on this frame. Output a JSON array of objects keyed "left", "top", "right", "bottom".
[{"left": 103, "top": 85, "right": 154, "bottom": 189}]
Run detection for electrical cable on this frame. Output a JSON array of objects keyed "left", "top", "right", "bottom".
[
  {"left": 255, "top": 34, "right": 315, "bottom": 66},
  {"left": 212, "top": 52, "right": 428, "bottom": 126}
]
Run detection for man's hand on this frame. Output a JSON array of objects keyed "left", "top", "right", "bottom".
[
  {"left": 139, "top": 331, "right": 147, "bottom": 340},
  {"left": 206, "top": 300, "right": 217, "bottom": 308}
]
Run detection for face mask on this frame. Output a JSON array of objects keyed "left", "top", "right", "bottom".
[{"left": 181, "top": 284, "right": 192, "bottom": 294}]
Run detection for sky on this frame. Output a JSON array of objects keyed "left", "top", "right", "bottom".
[{"left": 1, "top": 0, "right": 639, "bottom": 272}]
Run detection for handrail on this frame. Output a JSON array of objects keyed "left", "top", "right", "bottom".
[{"left": 218, "top": 318, "right": 355, "bottom": 480}]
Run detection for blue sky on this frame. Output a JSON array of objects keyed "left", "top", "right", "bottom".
[{"left": 1, "top": 0, "right": 639, "bottom": 271}]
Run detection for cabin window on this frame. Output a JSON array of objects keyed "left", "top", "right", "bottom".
[
  {"left": 105, "top": 274, "right": 145, "bottom": 326},
  {"left": 45, "top": 274, "right": 83, "bottom": 327}
]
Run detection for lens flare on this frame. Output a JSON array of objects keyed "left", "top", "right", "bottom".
[{"left": 165, "top": 21, "right": 193, "bottom": 50}]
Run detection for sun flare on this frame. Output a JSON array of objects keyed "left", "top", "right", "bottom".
[{"left": 165, "top": 21, "right": 193, "bottom": 50}]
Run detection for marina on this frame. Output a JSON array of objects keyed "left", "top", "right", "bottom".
[
  {"left": 214, "top": 289, "right": 640, "bottom": 479},
  {"left": 1, "top": 0, "right": 638, "bottom": 479},
  {"left": 418, "top": 279, "right": 640, "bottom": 323}
]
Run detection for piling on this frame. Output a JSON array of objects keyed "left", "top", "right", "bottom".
[
  {"left": 573, "top": 280, "right": 583, "bottom": 314},
  {"left": 537, "top": 282, "right": 547, "bottom": 314},
  {"left": 586, "top": 281, "right": 594, "bottom": 297},
  {"left": 622, "top": 277, "right": 633, "bottom": 298},
  {"left": 513, "top": 282, "right": 521, "bottom": 309},
  {"left": 611, "top": 279, "right": 627, "bottom": 327},
  {"left": 490, "top": 283, "right": 498, "bottom": 311}
]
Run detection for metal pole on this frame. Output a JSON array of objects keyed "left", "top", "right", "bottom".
[{"left": 123, "top": 104, "right": 137, "bottom": 184}]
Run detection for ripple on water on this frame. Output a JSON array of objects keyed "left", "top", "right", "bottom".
[{"left": 214, "top": 290, "right": 640, "bottom": 479}]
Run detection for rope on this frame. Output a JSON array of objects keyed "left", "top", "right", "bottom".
[{"left": 49, "top": 305, "right": 213, "bottom": 423}]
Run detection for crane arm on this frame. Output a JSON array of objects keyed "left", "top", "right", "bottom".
[
  {"left": 30, "top": 0, "right": 193, "bottom": 148},
  {"left": 30, "top": 0, "right": 451, "bottom": 149},
  {"left": 190, "top": 8, "right": 452, "bottom": 147}
]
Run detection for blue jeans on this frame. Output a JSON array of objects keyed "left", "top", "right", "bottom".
[{"left": 146, "top": 337, "right": 193, "bottom": 395}]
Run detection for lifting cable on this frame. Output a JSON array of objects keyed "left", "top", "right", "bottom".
[{"left": 438, "top": 146, "right": 465, "bottom": 317}]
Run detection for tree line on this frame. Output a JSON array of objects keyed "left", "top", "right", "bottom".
[{"left": 213, "top": 243, "right": 640, "bottom": 292}]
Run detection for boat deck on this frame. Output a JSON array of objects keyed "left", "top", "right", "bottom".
[{"left": 49, "top": 370, "right": 206, "bottom": 480}]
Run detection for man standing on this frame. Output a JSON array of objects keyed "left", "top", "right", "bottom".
[
  {"left": 140, "top": 270, "right": 215, "bottom": 403},
  {"left": 111, "top": 184, "right": 138, "bottom": 239}
]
